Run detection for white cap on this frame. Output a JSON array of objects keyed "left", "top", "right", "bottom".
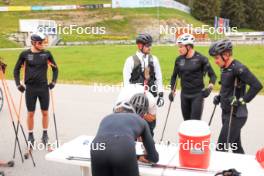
[
  {"left": 177, "top": 33, "right": 195, "bottom": 45},
  {"left": 178, "top": 120, "right": 210, "bottom": 137}
]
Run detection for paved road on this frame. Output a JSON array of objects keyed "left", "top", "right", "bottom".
[{"left": 0, "top": 81, "right": 263, "bottom": 176}]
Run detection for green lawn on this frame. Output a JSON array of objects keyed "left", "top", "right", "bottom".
[{"left": 0, "top": 45, "right": 263, "bottom": 93}]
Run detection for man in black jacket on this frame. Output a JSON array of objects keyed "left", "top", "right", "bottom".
[
  {"left": 13, "top": 33, "right": 58, "bottom": 145},
  {"left": 169, "top": 33, "right": 217, "bottom": 120},
  {"left": 209, "top": 39, "right": 263, "bottom": 154},
  {"left": 91, "top": 94, "right": 159, "bottom": 176}
]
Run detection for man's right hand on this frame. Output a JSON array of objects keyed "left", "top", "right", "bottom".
[
  {"left": 144, "top": 113, "right": 156, "bottom": 122},
  {"left": 169, "top": 91, "right": 174, "bottom": 102},
  {"left": 213, "top": 95, "right": 220, "bottom": 105},
  {"left": 17, "top": 85, "right": 25, "bottom": 93},
  {"left": 138, "top": 156, "right": 150, "bottom": 163}
]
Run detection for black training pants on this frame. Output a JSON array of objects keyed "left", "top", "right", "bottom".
[
  {"left": 180, "top": 92, "right": 204, "bottom": 121},
  {"left": 91, "top": 135, "right": 139, "bottom": 176},
  {"left": 217, "top": 111, "right": 247, "bottom": 154}
]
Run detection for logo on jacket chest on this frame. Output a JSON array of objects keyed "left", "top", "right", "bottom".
[{"left": 27, "top": 54, "right": 34, "bottom": 61}]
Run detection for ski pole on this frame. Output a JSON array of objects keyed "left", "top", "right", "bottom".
[
  {"left": 208, "top": 104, "right": 217, "bottom": 126},
  {"left": 50, "top": 90, "right": 59, "bottom": 148},
  {"left": 159, "top": 79, "right": 178, "bottom": 142},
  {"left": 13, "top": 93, "right": 22, "bottom": 159},
  {"left": 0, "top": 70, "right": 24, "bottom": 163},
  {"left": 227, "top": 78, "right": 238, "bottom": 152},
  {"left": 1, "top": 73, "right": 36, "bottom": 167},
  {"left": 140, "top": 163, "right": 219, "bottom": 174}
]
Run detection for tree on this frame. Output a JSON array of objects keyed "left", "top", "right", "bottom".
[
  {"left": 221, "top": 0, "right": 246, "bottom": 28},
  {"left": 244, "top": 0, "right": 264, "bottom": 30},
  {"left": 191, "top": 0, "right": 221, "bottom": 25}
]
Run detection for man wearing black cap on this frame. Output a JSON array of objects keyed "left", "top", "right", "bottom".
[
  {"left": 123, "top": 33, "right": 164, "bottom": 136},
  {"left": 14, "top": 32, "right": 59, "bottom": 146},
  {"left": 209, "top": 39, "right": 262, "bottom": 153}
]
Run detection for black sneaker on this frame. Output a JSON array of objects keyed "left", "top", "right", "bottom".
[
  {"left": 41, "top": 131, "right": 49, "bottom": 145},
  {"left": 27, "top": 133, "right": 35, "bottom": 147},
  {"left": 0, "top": 171, "right": 5, "bottom": 176}
]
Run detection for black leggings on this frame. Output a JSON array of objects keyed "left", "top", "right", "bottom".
[
  {"left": 91, "top": 135, "right": 139, "bottom": 176},
  {"left": 181, "top": 92, "right": 204, "bottom": 121},
  {"left": 217, "top": 112, "right": 247, "bottom": 154}
]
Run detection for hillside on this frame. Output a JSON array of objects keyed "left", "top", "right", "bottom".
[{"left": 0, "top": 6, "right": 205, "bottom": 48}]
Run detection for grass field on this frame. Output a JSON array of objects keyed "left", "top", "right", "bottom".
[{"left": 0, "top": 44, "right": 263, "bottom": 92}]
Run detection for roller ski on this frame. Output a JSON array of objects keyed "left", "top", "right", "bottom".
[{"left": 24, "top": 133, "right": 35, "bottom": 160}]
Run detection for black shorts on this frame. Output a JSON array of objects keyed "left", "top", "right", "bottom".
[
  {"left": 25, "top": 84, "right": 49, "bottom": 112},
  {"left": 91, "top": 135, "right": 139, "bottom": 176}
]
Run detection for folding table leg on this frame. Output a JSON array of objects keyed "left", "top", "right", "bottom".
[{"left": 80, "top": 166, "right": 91, "bottom": 176}]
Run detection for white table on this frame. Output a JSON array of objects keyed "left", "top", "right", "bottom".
[{"left": 45, "top": 135, "right": 264, "bottom": 176}]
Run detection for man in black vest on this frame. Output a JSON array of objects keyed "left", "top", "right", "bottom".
[
  {"left": 123, "top": 33, "right": 164, "bottom": 136},
  {"left": 209, "top": 39, "right": 262, "bottom": 153}
]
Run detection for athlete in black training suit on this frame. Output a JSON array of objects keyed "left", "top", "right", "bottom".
[
  {"left": 209, "top": 39, "right": 262, "bottom": 154},
  {"left": 13, "top": 33, "right": 58, "bottom": 145},
  {"left": 169, "top": 33, "right": 216, "bottom": 120},
  {"left": 91, "top": 95, "right": 159, "bottom": 176}
]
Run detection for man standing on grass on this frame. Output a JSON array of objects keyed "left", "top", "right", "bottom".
[
  {"left": 209, "top": 39, "right": 262, "bottom": 153},
  {"left": 14, "top": 32, "right": 58, "bottom": 146},
  {"left": 123, "top": 33, "right": 164, "bottom": 136}
]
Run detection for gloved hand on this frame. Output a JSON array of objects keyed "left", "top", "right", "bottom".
[
  {"left": 157, "top": 92, "right": 164, "bottom": 107},
  {"left": 144, "top": 113, "right": 156, "bottom": 122},
  {"left": 17, "top": 85, "right": 25, "bottom": 93},
  {"left": 48, "top": 82, "right": 56, "bottom": 90},
  {"left": 201, "top": 87, "right": 212, "bottom": 98},
  {"left": 230, "top": 96, "right": 246, "bottom": 106},
  {"left": 230, "top": 96, "right": 238, "bottom": 106},
  {"left": 168, "top": 91, "right": 174, "bottom": 102},
  {"left": 213, "top": 95, "right": 221, "bottom": 105}
]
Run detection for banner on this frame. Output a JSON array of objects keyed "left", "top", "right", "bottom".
[
  {"left": 0, "top": 6, "right": 8, "bottom": 11},
  {"left": 214, "top": 16, "right": 230, "bottom": 33},
  {"left": 76, "top": 4, "right": 104, "bottom": 9},
  {"left": 19, "top": 19, "right": 57, "bottom": 35},
  {"left": 112, "top": 0, "right": 190, "bottom": 13},
  {"left": 1, "top": 4, "right": 110, "bottom": 12},
  {"left": 8, "top": 6, "right": 31, "bottom": 11},
  {"left": 112, "top": 0, "right": 158, "bottom": 8}
]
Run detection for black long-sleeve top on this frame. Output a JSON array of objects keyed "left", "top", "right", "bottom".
[
  {"left": 14, "top": 49, "right": 58, "bottom": 86},
  {"left": 170, "top": 51, "right": 216, "bottom": 94}
]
